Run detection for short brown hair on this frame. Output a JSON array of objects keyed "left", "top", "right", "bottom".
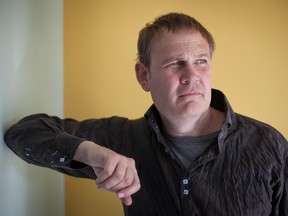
[{"left": 137, "top": 13, "right": 215, "bottom": 68}]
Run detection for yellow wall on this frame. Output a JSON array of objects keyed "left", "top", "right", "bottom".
[{"left": 64, "top": 0, "right": 288, "bottom": 215}]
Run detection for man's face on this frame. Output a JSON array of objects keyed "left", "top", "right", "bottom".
[{"left": 140, "top": 29, "right": 212, "bottom": 123}]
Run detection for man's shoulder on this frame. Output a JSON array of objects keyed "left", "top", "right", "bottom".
[
  {"left": 235, "top": 113, "right": 281, "bottom": 134},
  {"left": 233, "top": 113, "right": 287, "bottom": 150}
]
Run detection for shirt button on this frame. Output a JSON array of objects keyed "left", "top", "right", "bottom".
[
  {"left": 183, "top": 179, "right": 189, "bottom": 185},
  {"left": 59, "top": 157, "right": 65, "bottom": 163},
  {"left": 183, "top": 189, "right": 189, "bottom": 195}
]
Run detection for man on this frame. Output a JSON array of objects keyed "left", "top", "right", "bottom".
[{"left": 4, "top": 13, "right": 288, "bottom": 216}]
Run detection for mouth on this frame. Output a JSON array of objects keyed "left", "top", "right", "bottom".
[{"left": 178, "top": 91, "right": 202, "bottom": 98}]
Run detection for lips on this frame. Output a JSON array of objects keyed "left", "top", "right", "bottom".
[{"left": 178, "top": 90, "right": 202, "bottom": 98}]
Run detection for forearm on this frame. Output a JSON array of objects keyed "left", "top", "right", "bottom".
[
  {"left": 73, "top": 140, "right": 105, "bottom": 166},
  {"left": 73, "top": 140, "right": 126, "bottom": 177},
  {"left": 4, "top": 114, "right": 141, "bottom": 205},
  {"left": 4, "top": 114, "right": 85, "bottom": 171}
]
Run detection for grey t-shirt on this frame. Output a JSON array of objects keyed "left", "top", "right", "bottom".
[{"left": 166, "top": 131, "right": 219, "bottom": 169}]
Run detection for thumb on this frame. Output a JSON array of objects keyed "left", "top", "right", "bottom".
[{"left": 92, "top": 166, "right": 103, "bottom": 178}]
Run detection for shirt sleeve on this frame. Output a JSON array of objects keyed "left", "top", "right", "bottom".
[{"left": 3, "top": 113, "right": 127, "bottom": 179}]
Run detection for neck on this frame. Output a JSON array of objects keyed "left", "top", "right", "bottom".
[{"left": 161, "top": 107, "right": 225, "bottom": 137}]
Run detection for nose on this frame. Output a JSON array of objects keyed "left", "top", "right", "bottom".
[{"left": 180, "top": 64, "right": 199, "bottom": 85}]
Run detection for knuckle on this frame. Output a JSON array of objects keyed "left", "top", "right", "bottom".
[
  {"left": 102, "top": 169, "right": 113, "bottom": 177},
  {"left": 128, "top": 158, "right": 136, "bottom": 166},
  {"left": 135, "top": 183, "right": 141, "bottom": 191},
  {"left": 134, "top": 177, "right": 141, "bottom": 187},
  {"left": 115, "top": 172, "right": 124, "bottom": 181},
  {"left": 123, "top": 176, "right": 133, "bottom": 186}
]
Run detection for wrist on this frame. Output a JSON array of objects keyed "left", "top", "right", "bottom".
[{"left": 73, "top": 140, "right": 95, "bottom": 165}]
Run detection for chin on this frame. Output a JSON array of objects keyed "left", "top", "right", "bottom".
[{"left": 179, "top": 104, "right": 209, "bottom": 118}]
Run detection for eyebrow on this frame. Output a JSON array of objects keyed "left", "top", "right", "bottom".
[
  {"left": 165, "top": 54, "right": 185, "bottom": 61},
  {"left": 163, "top": 51, "right": 210, "bottom": 64},
  {"left": 196, "top": 53, "right": 211, "bottom": 59}
]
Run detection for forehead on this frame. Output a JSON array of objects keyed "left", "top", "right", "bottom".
[{"left": 150, "top": 29, "right": 210, "bottom": 56}]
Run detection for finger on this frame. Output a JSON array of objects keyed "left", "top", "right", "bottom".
[
  {"left": 97, "top": 161, "right": 127, "bottom": 190},
  {"left": 116, "top": 176, "right": 141, "bottom": 200},
  {"left": 96, "top": 158, "right": 119, "bottom": 185},
  {"left": 109, "top": 166, "right": 135, "bottom": 192},
  {"left": 120, "top": 196, "right": 133, "bottom": 206}
]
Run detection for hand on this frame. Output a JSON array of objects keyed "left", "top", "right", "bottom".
[{"left": 73, "top": 141, "right": 141, "bottom": 206}]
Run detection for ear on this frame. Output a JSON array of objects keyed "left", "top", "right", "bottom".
[{"left": 135, "top": 62, "right": 150, "bottom": 92}]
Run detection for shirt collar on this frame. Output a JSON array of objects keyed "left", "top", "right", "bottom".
[
  {"left": 144, "top": 88, "right": 237, "bottom": 144},
  {"left": 210, "top": 89, "right": 236, "bottom": 131}
]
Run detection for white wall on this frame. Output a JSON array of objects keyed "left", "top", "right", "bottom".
[{"left": 0, "top": 0, "right": 64, "bottom": 216}]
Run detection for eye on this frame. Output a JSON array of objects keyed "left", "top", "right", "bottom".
[
  {"left": 168, "top": 61, "right": 184, "bottom": 68},
  {"left": 195, "top": 59, "right": 207, "bottom": 65}
]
